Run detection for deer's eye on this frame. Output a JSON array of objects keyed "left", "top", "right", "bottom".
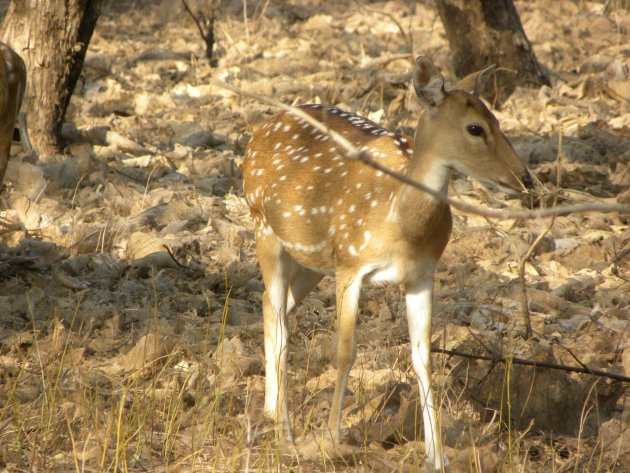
[{"left": 467, "top": 124, "right": 485, "bottom": 137}]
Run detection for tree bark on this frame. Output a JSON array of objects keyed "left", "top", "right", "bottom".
[
  {"left": 1, "top": 0, "right": 102, "bottom": 156},
  {"left": 435, "top": 0, "right": 549, "bottom": 105}
]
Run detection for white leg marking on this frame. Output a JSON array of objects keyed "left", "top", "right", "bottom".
[
  {"left": 264, "top": 270, "right": 290, "bottom": 434},
  {"left": 406, "top": 277, "right": 446, "bottom": 470}
]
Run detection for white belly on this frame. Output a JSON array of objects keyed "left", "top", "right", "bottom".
[{"left": 362, "top": 260, "right": 404, "bottom": 286}]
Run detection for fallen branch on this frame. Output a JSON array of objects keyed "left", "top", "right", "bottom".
[
  {"left": 212, "top": 79, "right": 630, "bottom": 220},
  {"left": 61, "top": 123, "right": 154, "bottom": 156},
  {"left": 432, "top": 347, "right": 630, "bottom": 383}
]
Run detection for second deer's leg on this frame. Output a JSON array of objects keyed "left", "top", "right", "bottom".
[
  {"left": 405, "top": 274, "right": 446, "bottom": 471},
  {"left": 327, "top": 270, "right": 362, "bottom": 442},
  {"left": 17, "top": 112, "right": 32, "bottom": 152},
  {"left": 257, "top": 233, "right": 293, "bottom": 440}
]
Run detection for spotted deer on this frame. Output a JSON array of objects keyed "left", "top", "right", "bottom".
[
  {"left": 243, "top": 56, "right": 532, "bottom": 470},
  {"left": 0, "top": 41, "right": 26, "bottom": 185}
]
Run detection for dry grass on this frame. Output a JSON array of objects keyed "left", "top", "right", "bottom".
[{"left": 0, "top": 287, "right": 624, "bottom": 472}]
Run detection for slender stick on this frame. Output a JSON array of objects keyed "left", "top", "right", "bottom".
[
  {"left": 432, "top": 347, "right": 630, "bottom": 383},
  {"left": 212, "top": 79, "right": 630, "bottom": 220}
]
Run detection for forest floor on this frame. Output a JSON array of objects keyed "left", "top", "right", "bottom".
[{"left": 1, "top": 0, "right": 629, "bottom": 471}]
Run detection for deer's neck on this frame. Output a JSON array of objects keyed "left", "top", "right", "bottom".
[
  {"left": 394, "top": 124, "right": 452, "bottom": 244},
  {"left": 409, "top": 119, "right": 452, "bottom": 196}
]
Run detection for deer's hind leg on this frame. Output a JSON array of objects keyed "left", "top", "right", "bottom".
[{"left": 256, "top": 229, "right": 294, "bottom": 440}]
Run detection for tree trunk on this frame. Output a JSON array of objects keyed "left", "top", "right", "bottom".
[
  {"left": 1, "top": 0, "right": 102, "bottom": 156},
  {"left": 435, "top": 0, "right": 549, "bottom": 105}
]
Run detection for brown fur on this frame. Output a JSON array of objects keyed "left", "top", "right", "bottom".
[{"left": 0, "top": 42, "right": 26, "bottom": 182}]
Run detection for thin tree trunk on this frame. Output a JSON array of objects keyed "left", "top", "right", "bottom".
[
  {"left": 435, "top": 0, "right": 549, "bottom": 105},
  {"left": 1, "top": 0, "right": 102, "bottom": 156}
]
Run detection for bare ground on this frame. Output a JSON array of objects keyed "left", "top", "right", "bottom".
[{"left": 0, "top": 0, "right": 629, "bottom": 471}]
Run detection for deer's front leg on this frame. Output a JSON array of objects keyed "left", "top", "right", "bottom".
[{"left": 406, "top": 275, "right": 447, "bottom": 471}]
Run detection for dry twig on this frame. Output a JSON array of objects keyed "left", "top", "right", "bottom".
[
  {"left": 212, "top": 78, "right": 630, "bottom": 220},
  {"left": 433, "top": 347, "right": 630, "bottom": 383},
  {"left": 357, "top": 3, "right": 413, "bottom": 52},
  {"left": 518, "top": 131, "right": 564, "bottom": 338},
  {"left": 181, "top": 0, "right": 219, "bottom": 65}
]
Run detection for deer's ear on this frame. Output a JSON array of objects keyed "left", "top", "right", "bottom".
[
  {"left": 453, "top": 64, "right": 496, "bottom": 96},
  {"left": 413, "top": 56, "right": 445, "bottom": 107}
]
